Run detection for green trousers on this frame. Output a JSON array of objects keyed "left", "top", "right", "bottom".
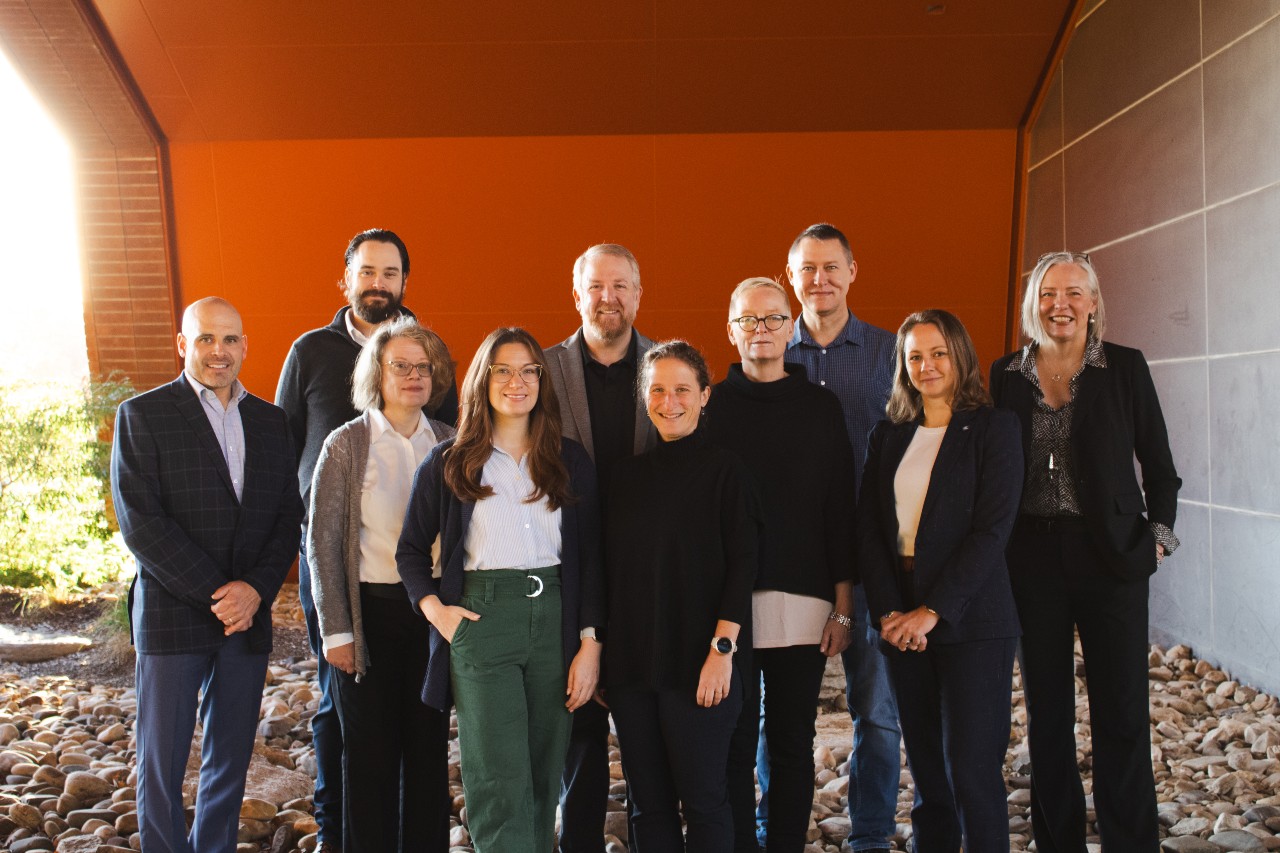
[{"left": 450, "top": 566, "right": 571, "bottom": 853}]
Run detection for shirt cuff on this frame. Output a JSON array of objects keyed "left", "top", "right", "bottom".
[
  {"left": 579, "top": 627, "right": 599, "bottom": 641},
  {"left": 1151, "top": 522, "right": 1180, "bottom": 555},
  {"left": 322, "top": 632, "right": 354, "bottom": 653}
]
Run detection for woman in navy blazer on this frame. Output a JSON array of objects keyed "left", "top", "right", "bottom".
[
  {"left": 857, "top": 309, "right": 1023, "bottom": 853},
  {"left": 990, "top": 252, "right": 1181, "bottom": 853},
  {"left": 397, "top": 327, "right": 604, "bottom": 853}
]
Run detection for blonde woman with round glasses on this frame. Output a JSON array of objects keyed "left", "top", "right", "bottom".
[{"left": 307, "top": 316, "right": 455, "bottom": 852}]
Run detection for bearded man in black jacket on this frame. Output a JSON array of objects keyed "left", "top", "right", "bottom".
[{"left": 274, "top": 228, "right": 457, "bottom": 853}]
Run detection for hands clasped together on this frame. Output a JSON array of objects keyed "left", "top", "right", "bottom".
[
  {"left": 879, "top": 605, "right": 940, "bottom": 653},
  {"left": 210, "top": 580, "right": 261, "bottom": 637}
]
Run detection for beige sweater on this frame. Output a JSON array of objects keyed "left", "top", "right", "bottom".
[{"left": 306, "top": 412, "right": 455, "bottom": 675}]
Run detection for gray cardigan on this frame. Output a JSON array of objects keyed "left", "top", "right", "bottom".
[{"left": 306, "top": 412, "right": 456, "bottom": 675}]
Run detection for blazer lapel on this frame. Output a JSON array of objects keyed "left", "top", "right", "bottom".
[
  {"left": 558, "top": 331, "right": 595, "bottom": 460},
  {"left": 918, "top": 410, "right": 975, "bottom": 526},
  {"left": 1071, "top": 362, "right": 1105, "bottom": 434},
  {"left": 633, "top": 331, "right": 657, "bottom": 455},
  {"left": 170, "top": 376, "right": 237, "bottom": 500},
  {"left": 1005, "top": 367, "right": 1035, "bottom": 466},
  {"left": 239, "top": 401, "right": 267, "bottom": 507}
]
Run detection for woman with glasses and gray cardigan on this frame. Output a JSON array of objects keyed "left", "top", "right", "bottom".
[{"left": 307, "top": 317, "right": 456, "bottom": 853}]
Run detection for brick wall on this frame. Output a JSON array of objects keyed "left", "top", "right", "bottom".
[{"left": 0, "top": 0, "right": 177, "bottom": 392}]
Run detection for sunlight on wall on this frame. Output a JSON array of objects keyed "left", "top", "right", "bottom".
[{"left": 0, "top": 48, "right": 89, "bottom": 385}]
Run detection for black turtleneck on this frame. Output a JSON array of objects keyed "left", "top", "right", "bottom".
[
  {"left": 604, "top": 427, "right": 759, "bottom": 691},
  {"left": 703, "top": 362, "right": 857, "bottom": 599}
]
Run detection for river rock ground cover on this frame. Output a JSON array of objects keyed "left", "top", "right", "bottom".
[{"left": 0, "top": 585, "right": 1275, "bottom": 852}]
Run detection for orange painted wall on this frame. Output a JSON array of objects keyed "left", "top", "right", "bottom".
[{"left": 167, "top": 130, "right": 1016, "bottom": 400}]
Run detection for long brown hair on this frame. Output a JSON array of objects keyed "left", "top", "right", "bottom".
[
  {"left": 886, "top": 309, "right": 991, "bottom": 425},
  {"left": 443, "top": 327, "right": 574, "bottom": 510}
]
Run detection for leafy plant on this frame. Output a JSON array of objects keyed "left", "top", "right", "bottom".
[{"left": 0, "top": 376, "right": 135, "bottom": 594}]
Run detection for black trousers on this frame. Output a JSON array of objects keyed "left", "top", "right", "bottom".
[
  {"left": 727, "top": 645, "right": 827, "bottom": 853},
  {"left": 886, "top": 636, "right": 1016, "bottom": 853},
  {"left": 559, "top": 699, "right": 612, "bottom": 852},
  {"left": 1008, "top": 522, "right": 1158, "bottom": 853},
  {"left": 332, "top": 586, "right": 450, "bottom": 853},
  {"left": 610, "top": 673, "right": 742, "bottom": 853}
]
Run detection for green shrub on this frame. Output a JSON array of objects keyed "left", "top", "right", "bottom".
[{"left": 0, "top": 377, "right": 135, "bottom": 593}]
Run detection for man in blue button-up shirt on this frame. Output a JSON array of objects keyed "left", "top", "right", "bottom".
[{"left": 756, "top": 224, "right": 900, "bottom": 852}]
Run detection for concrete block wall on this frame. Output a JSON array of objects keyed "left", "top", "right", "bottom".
[{"left": 1023, "top": 0, "right": 1280, "bottom": 690}]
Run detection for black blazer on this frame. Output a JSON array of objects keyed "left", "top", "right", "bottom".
[
  {"left": 111, "top": 375, "right": 304, "bottom": 655},
  {"left": 990, "top": 341, "right": 1181, "bottom": 580},
  {"left": 857, "top": 407, "right": 1023, "bottom": 644},
  {"left": 397, "top": 436, "right": 604, "bottom": 711}
]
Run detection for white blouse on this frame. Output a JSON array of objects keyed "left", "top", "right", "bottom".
[{"left": 894, "top": 425, "right": 947, "bottom": 557}]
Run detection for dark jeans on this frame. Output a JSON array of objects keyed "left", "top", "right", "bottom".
[
  {"left": 1009, "top": 522, "right": 1159, "bottom": 853},
  {"left": 559, "top": 699, "right": 612, "bottom": 852},
  {"left": 298, "top": 538, "right": 343, "bottom": 843},
  {"left": 729, "top": 645, "right": 827, "bottom": 853},
  {"left": 886, "top": 636, "right": 1016, "bottom": 853},
  {"left": 331, "top": 586, "right": 450, "bottom": 853},
  {"left": 611, "top": 673, "right": 742, "bottom": 853}
]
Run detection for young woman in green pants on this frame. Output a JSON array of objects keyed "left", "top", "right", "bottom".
[{"left": 398, "top": 326, "right": 605, "bottom": 852}]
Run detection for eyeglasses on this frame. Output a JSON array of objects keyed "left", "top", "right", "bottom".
[
  {"left": 385, "top": 360, "right": 434, "bottom": 378},
  {"left": 1036, "top": 251, "right": 1091, "bottom": 265},
  {"left": 729, "top": 314, "right": 789, "bottom": 332},
  {"left": 489, "top": 364, "right": 543, "bottom": 383}
]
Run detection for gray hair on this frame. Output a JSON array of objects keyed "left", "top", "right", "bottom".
[
  {"left": 1020, "top": 251, "right": 1106, "bottom": 346},
  {"left": 351, "top": 317, "right": 455, "bottom": 413}
]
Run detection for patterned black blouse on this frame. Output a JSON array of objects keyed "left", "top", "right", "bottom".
[{"left": 1005, "top": 336, "right": 1179, "bottom": 553}]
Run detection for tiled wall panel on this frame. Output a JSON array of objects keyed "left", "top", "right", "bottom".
[
  {"left": 1203, "top": 16, "right": 1280, "bottom": 204},
  {"left": 1063, "top": 70, "right": 1203, "bottom": 251},
  {"left": 1205, "top": 183, "right": 1280, "bottom": 355},
  {"left": 1062, "top": 0, "right": 1200, "bottom": 142}
]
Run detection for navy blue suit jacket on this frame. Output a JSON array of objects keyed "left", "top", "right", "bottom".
[
  {"left": 397, "top": 437, "right": 603, "bottom": 711},
  {"left": 856, "top": 407, "right": 1023, "bottom": 644},
  {"left": 111, "top": 375, "right": 303, "bottom": 655}
]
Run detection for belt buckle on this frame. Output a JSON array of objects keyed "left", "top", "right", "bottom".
[{"left": 526, "top": 575, "right": 544, "bottom": 598}]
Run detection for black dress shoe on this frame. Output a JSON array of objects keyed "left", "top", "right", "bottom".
[{"left": 314, "top": 841, "right": 342, "bottom": 853}]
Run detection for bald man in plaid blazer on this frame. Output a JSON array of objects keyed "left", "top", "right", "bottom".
[{"left": 112, "top": 298, "right": 303, "bottom": 853}]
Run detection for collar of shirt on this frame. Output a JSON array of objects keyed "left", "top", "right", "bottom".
[
  {"left": 1008, "top": 335, "right": 1108, "bottom": 390},
  {"left": 579, "top": 327, "right": 639, "bottom": 368},
  {"left": 183, "top": 371, "right": 246, "bottom": 408},
  {"left": 789, "top": 309, "right": 866, "bottom": 350},
  {"left": 367, "top": 407, "right": 434, "bottom": 445},
  {"left": 344, "top": 310, "right": 371, "bottom": 347}
]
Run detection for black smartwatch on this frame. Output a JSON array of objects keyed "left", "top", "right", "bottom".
[{"left": 711, "top": 636, "right": 738, "bottom": 655}]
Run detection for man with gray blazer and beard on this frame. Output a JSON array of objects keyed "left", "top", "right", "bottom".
[{"left": 544, "top": 243, "right": 657, "bottom": 853}]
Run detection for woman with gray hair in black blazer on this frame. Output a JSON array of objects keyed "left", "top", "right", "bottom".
[
  {"left": 990, "top": 251, "right": 1182, "bottom": 853},
  {"left": 307, "top": 316, "right": 455, "bottom": 853},
  {"left": 858, "top": 309, "right": 1022, "bottom": 853}
]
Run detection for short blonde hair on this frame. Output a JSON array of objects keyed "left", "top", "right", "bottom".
[
  {"left": 350, "top": 317, "right": 455, "bottom": 414},
  {"left": 728, "top": 276, "right": 790, "bottom": 318},
  {"left": 1021, "top": 252, "right": 1106, "bottom": 346}
]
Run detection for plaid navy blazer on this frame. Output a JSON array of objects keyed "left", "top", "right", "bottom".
[{"left": 111, "top": 375, "right": 304, "bottom": 655}]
